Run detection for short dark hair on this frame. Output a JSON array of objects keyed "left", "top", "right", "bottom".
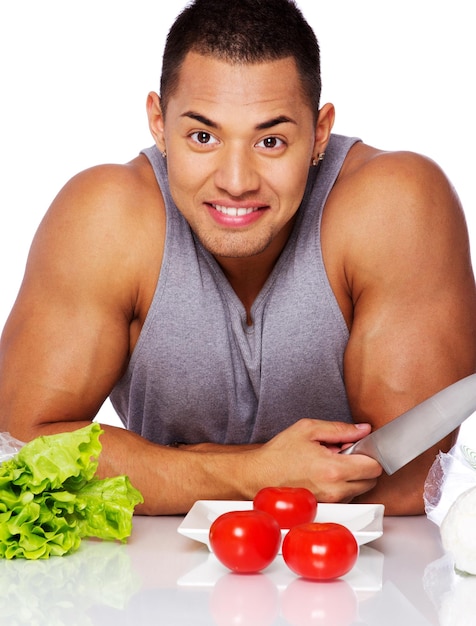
[{"left": 160, "top": 0, "right": 321, "bottom": 120}]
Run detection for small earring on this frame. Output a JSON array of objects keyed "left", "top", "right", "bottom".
[
  {"left": 162, "top": 150, "right": 167, "bottom": 159},
  {"left": 312, "top": 152, "right": 325, "bottom": 167}
]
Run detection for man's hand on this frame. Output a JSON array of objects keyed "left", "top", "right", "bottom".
[{"left": 248, "top": 419, "right": 382, "bottom": 503}]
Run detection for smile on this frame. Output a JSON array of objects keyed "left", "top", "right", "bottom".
[{"left": 212, "top": 204, "right": 260, "bottom": 217}]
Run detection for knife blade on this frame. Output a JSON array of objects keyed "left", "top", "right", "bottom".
[{"left": 340, "top": 373, "right": 476, "bottom": 474}]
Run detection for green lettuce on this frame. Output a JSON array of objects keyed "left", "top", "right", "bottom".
[{"left": 0, "top": 424, "right": 143, "bottom": 559}]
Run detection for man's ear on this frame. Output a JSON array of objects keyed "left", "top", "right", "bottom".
[
  {"left": 146, "top": 91, "right": 166, "bottom": 152},
  {"left": 312, "top": 102, "right": 335, "bottom": 158}
]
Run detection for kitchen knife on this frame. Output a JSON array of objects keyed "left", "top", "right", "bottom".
[{"left": 340, "top": 373, "right": 476, "bottom": 474}]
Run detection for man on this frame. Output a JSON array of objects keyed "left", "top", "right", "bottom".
[{"left": 0, "top": 0, "right": 474, "bottom": 516}]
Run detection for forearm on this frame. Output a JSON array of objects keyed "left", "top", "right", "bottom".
[
  {"left": 176, "top": 442, "right": 261, "bottom": 452},
  {"left": 351, "top": 435, "right": 455, "bottom": 515},
  {"left": 6, "top": 418, "right": 257, "bottom": 514},
  {"left": 351, "top": 471, "right": 425, "bottom": 515},
  {"left": 92, "top": 424, "right": 264, "bottom": 515}
]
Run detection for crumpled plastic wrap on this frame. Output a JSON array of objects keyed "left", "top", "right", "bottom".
[
  {"left": 0, "top": 432, "right": 25, "bottom": 465},
  {"left": 424, "top": 443, "right": 476, "bottom": 526}
]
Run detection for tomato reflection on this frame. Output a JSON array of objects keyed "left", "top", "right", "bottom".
[
  {"left": 209, "top": 572, "right": 279, "bottom": 626},
  {"left": 280, "top": 577, "right": 358, "bottom": 626}
]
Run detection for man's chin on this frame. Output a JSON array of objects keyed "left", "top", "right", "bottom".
[{"left": 196, "top": 232, "right": 273, "bottom": 260}]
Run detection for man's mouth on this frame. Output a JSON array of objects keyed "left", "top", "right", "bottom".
[{"left": 212, "top": 204, "right": 261, "bottom": 217}]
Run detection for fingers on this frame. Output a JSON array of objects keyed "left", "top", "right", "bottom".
[
  {"left": 310, "top": 451, "right": 382, "bottom": 503},
  {"left": 292, "top": 418, "right": 372, "bottom": 445}
]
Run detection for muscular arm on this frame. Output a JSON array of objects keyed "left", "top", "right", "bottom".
[{"left": 325, "top": 147, "right": 476, "bottom": 515}]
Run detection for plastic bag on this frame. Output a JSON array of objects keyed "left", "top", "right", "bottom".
[
  {"left": 0, "top": 432, "right": 25, "bottom": 464},
  {"left": 424, "top": 443, "right": 476, "bottom": 526}
]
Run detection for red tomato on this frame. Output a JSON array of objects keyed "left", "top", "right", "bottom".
[
  {"left": 253, "top": 487, "right": 318, "bottom": 528},
  {"left": 209, "top": 510, "right": 281, "bottom": 573},
  {"left": 282, "top": 522, "right": 359, "bottom": 580}
]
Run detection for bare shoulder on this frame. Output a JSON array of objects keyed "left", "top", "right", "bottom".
[
  {"left": 335, "top": 142, "right": 462, "bottom": 219},
  {"left": 24, "top": 154, "right": 165, "bottom": 323},
  {"left": 46, "top": 154, "right": 164, "bottom": 237},
  {"left": 324, "top": 142, "right": 469, "bottom": 276},
  {"left": 322, "top": 142, "right": 475, "bottom": 327}
]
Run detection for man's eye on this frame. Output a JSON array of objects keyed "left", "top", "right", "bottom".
[
  {"left": 190, "top": 131, "right": 218, "bottom": 145},
  {"left": 257, "top": 136, "right": 285, "bottom": 149}
]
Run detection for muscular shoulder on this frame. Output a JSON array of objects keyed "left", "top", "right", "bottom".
[
  {"left": 322, "top": 143, "right": 471, "bottom": 320},
  {"left": 26, "top": 154, "right": 165, "bottom": 320},
  {"left": 334, "top": 142, "right": 459, "bottom": 218},
  {"left": 49, "top": 155, "right": 163, "bottom": 231},
  {"left": 329, "top": 144, "right": 463, "bottom": 253}
]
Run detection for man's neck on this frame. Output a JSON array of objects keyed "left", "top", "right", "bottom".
[
  {"left": 214, "top": 222, "right": 295, "bottom": 325},
  {"left": 217, "top": 258, "right": 270, "bottom": 325}
]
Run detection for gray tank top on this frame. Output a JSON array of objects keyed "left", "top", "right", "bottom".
[{"left": 110, "top": 134, "right": 360, "bottom": 445}]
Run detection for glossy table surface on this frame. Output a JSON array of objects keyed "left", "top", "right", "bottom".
[{"left": 0, "top": 511, "right": 472, "bottom": 625}]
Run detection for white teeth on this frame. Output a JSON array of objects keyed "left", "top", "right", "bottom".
[{"left": 213, "top": 204, "right": 258, "bottom": 217}]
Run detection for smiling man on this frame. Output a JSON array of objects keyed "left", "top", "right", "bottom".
[{"left": 0, "top": 0, "right": 475, "bottom": 516}]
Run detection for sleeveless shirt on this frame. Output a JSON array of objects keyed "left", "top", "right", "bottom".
[{"left": 109, "top": 134, "right": 360, "bottom": 445}]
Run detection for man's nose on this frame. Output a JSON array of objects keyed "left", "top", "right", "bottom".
[{"left": 214, "top": 147, "right": 260, "bottom": 197}]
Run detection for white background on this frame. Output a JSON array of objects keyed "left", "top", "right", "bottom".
[{"left": 1, "top": 1, "right": 475, "bottom": 443}]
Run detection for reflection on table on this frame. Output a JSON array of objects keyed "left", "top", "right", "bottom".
[{"left": 0, "top": 513, "right": 469, "bottom": 625}]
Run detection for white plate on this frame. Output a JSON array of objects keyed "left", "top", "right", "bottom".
[{"left": 177, "top": 501, "right": 384, "bottom": 551}]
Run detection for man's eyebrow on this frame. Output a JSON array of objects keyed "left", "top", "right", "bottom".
[
  {"left": 180, "top": 111, "right": 297, "bottom": 131},
  {"left": 181, "top": 111, "right": 219, "bottom": 129},
  {"left": 255, "top": 115, "right": 297, "bottom": 130}
]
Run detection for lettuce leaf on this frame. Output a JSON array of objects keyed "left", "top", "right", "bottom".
[{"left": 0, "top": 424, "right": 143, "bottom": 559}]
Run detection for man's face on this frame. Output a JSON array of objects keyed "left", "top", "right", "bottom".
[{"left": 160, "top": 52, "right": 319, "bottom": 261}]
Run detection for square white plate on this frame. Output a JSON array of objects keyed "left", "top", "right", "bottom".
[{"left": 178, "top": 501, "right": 384, "bottom": 551}]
